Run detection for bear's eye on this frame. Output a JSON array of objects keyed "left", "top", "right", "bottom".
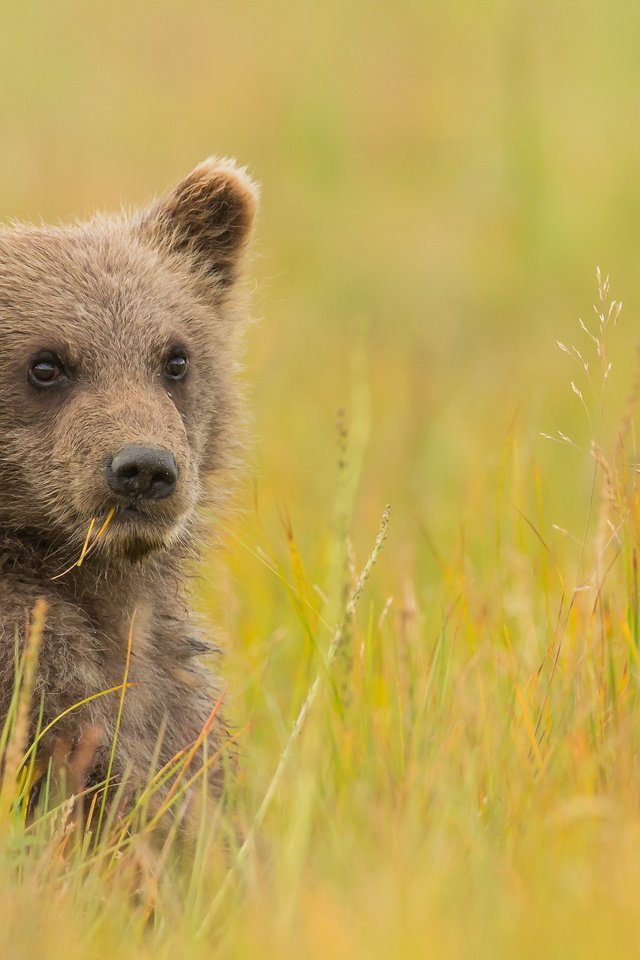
[
  {"left": 28, "top": 353, "right": 66, "bottom": 387},
  {"left": 164, "top": 352, "right": 188, "bottom": 380}
]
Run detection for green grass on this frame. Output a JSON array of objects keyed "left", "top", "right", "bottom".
[
  {"left": 2, "top": 1, "right": 640, "bottom": 955},
  {"left": 4, "top": 270, "right": 640, "bottom": 959}
]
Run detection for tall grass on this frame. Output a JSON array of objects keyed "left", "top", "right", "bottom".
[{"left": 3, "top": 273, "right": 640, "bottom": 958}]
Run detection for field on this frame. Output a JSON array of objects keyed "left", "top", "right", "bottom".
[{"left": 2, "top": 1, "right": 640, "bottom": 957}]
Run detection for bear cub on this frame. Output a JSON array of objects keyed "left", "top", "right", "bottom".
[{"left": 0, "top": 158, "right": 258, "bottom": 823}]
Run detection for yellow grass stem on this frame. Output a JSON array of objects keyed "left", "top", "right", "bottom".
[
  {"left": 19, "top": 682, "right": 138, "bottom": 771},
  {"left": 52, "top": 508, "right": 116, "bottom": 581},
  {"left": 77, "top": 517, "right": 96, "bottom": 566},
  {"left": 95, "top": 608, "right": 136, "bottom": 839},
  {"left": 514, "top": 683, "right": 546, "bottom": 775},
  {"left": 0, "top": 599, "right": 47, "bottom": 811},
  {"left": 200, "top": 505, "right": 391, "bottom": 932}
]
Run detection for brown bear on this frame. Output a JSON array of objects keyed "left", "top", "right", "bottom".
[{"left": 0, "top": 158, "right": 258, "bottom": 828}]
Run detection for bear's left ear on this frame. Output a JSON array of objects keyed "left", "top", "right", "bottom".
[{"left": 142, "top": 157, "right": 259, "bottom": 287}]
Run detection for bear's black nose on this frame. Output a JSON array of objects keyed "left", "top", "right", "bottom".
[{"left": 107, "top": 446, "right": 179, "bottom": 501}]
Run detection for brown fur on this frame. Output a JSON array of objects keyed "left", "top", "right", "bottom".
[{"left": 0, "top": 158, "right": 258, "bottom": 825}]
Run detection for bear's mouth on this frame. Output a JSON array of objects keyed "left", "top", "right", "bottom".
[
  {"left": 120, "top": 505, "right": 149, "bottom": 520},
  {"left": 110, "top": 501, "right": 169, "bottom": 523},
  {"left": 66, "top": 501, "right": 187, "bottom": 565},
  {"left": 104, "top": 506, "right": 179, "bottom": 560}
]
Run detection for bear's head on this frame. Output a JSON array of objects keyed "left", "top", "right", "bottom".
[{"left": 0, "top": 158, "right": 258, "bottom": 563}]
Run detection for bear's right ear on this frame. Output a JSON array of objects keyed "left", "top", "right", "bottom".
[{"left": 141, "top": 158, "right": 259, "bottom": 288}]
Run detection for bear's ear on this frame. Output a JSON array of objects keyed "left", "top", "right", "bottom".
[{"left": 142, "top": 158, "right": 258, "bottom": 287}]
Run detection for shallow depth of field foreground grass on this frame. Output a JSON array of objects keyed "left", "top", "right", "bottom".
[{"left": 2, "top": 272, "right": 640, "bottom": 960}]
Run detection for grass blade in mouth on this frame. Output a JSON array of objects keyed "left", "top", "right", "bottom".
[{"left": 52, "top": 508, "right": 116, "bottom": 581}]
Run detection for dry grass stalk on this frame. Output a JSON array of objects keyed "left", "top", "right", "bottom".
[
  {"left": 201, "top": 504, "right": 391, "bottom": 931},
  {"left": 0, "top": 598, "right": 47, "bottom": 811}
]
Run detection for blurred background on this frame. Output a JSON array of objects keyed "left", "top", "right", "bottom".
[
  {"left": 0, "top": 0, "right": 639, "bottom": 686},
  {"left": 6, "top": 5, "right": 640, "bottom": 955}
]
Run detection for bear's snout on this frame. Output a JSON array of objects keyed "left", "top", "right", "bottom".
[{"left": 106, "top": 445, "right": 179, "bottom": 502}]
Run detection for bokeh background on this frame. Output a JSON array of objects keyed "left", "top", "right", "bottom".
[
  {"left": 3, "top": 1, "right": 639, "bottom": 570},
  {"left": 3, "top": 3, "right": 640, "bottom": 955}
]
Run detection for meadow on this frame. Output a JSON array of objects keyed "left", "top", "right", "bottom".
[{"left": 2, "top": 1, "right": 640, "bottom": 956}]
